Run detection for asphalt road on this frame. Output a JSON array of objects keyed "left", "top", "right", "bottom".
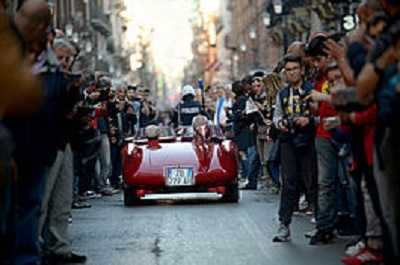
[{"left": 69, "top": 190, "right": 349, "bottom": 265}]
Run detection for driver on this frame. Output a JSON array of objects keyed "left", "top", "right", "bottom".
[
  {"left": 192, "top": 115, "right": 210, "bottom": 139},
  {"left": 172, "top": 85, "right": 202, "bottom": 127}
]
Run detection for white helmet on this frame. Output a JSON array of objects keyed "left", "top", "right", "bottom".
[{"left": 181, "top": 85, "right": 195, "bottom": 97}]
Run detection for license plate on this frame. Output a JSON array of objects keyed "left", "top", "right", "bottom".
[{"left": 165, "top": 168, "right": 194, "bottom": 186}]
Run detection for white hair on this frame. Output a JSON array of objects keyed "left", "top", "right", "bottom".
[{"left": 53, "top": 38, "right": 72, "bottom": 55}]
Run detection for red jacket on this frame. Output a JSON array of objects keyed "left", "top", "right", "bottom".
[
  {"left": 315, "top": 76, "right": 337, "bottom": 139},
  {"left": 353, "top": 103, "right": 377, "bottom": 166},
  {"left": 90, "top": 107, "right": 108, "bottom": 129}
]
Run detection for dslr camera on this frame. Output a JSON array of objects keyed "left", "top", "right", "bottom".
[
  {"left": 96, "top": 76, "right": 112, "bottom": 102},
  {"left": 281, "top": 113, "right": 303, "bottom": 134}
]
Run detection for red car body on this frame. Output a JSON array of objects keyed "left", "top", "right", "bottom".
[{"left": 121, "top": 126, "right": 239, "bottom": 205}]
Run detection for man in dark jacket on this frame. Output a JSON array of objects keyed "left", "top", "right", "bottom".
[
  {"left": 272, "top": 54, "right": 317, "bottom": 242},
  {"left": 172, "top": 85, "right": 202, "bottom": 127}
]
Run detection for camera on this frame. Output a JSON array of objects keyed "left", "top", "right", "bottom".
[
  {"left": 328, "top": 32, "right": 346, "bottom": 43},
  {"left": 282, "top": 114, "right": 299, "bottom": 134},
  {"left": 97, "top": 87, "right": 111, "bottom": 101},
  {"left": 305, "top": 32, "right": 345, "bottom": 57},
  {"left": 131, "top": 96, "right": 142, "bottom": 102},
  {"left": 66, "top": 72, "right": 83, "bottom": 84}
]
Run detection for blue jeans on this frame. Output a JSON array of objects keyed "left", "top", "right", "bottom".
[
  {"left": 0, "top": 171, "right": 15, "bottom": 265},
  {"left": 267, "top": 139, "right": 280, "bottom": 184},
  {"left": 247, "top": 146, "right": 260, "bottom": 186},
  {"left": 14, "top": 160, "right": 47, "bottom": 265},
  {"left": 315, "top": 137, "right": 340, "bottom": 232}
]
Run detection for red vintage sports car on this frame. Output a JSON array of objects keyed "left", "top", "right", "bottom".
[{"left": 121, "top": 118, "right": 239, "bottom": 206}]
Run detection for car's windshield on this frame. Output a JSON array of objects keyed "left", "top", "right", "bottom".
[
  {"left": 136, "top": 126, "right": 175, "bottom": 139},
  {"left": 179, "top": 125, "right": 223, "bottom": 140}
]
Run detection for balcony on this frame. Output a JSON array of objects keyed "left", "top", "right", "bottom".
[{"left": 90, "top": 3, "right": 111, "bottom": 36}]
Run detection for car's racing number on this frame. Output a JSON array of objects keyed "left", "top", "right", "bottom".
[{"left": 165, "top": 167, "right": 194, "bottom": 186}]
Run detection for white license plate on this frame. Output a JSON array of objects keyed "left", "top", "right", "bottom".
[{"left": 166, "top": 168, "right": 194, "bottom": 186}]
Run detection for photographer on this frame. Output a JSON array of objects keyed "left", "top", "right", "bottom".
[
  {"left": 126, "top": 84, "right": 141, "bottom": 132},
  {"left": 82, "top": 75, "right": 114, "bottom": 196},
  {"left": 251, "top": 73, "right": 275, "bottom": 192},
  {"left": 231, "top": 81, "right": 252, "bottom": 185},
  {"left": 109, "top": 101, "right": 136, "bottom": 190},
  {"left": 272, "top": 54, "right": 317, "bottom": 243},
  {"left": 137, "top": 85, "right": 156, "bottom": 128}
]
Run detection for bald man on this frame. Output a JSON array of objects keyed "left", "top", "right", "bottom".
[
  {"left": 287, "top": 41, "right": 305, "bottom": 56},
  {"left": 13, "top": 0, "right": 51, "bottom": 55}
]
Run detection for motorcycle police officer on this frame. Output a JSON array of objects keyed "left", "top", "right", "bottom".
[{"left": 172, "top": 85, "right": 202, "bottom": 127}]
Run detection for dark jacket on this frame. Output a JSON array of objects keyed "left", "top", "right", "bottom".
[
  {"left": 232, "top": 95, "right": 251, "bottom": 151},
  {"left": 172, "top": 99, "right": 201, "bottom": 127},
  {"left": 274, "top": 80, "right": 316, "bottom": 145}
]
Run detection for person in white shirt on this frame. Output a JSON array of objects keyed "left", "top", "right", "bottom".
[{"left": 214, "top": 84, "right": 233, "bottom": 131}]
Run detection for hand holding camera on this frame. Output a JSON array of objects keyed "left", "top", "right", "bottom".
[
  {"left": 323, "top": 116, "right": 339, "bottom": 131},
  {"left": 294, "top": 116, "right": 310, "bottom": 128},
  {"left": 278, "top": 119, "right": 289, "bottom": 133}
]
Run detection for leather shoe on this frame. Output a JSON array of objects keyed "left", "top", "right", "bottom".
[{"left": 45, "top": 252, "right": 87, "bottom": 264}]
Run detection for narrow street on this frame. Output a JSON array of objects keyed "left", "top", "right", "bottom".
[{"left": 70, "top": 191, "right": 348, "bottom": 265}]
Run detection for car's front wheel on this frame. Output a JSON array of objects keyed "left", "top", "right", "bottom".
[
  {"left": 123, "top": 186, "right": 141, "bottom": 206},
  {"left": 222, "top": 183, "right": 239, "bottom": 203}
]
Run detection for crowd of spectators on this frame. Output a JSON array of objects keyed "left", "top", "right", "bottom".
[
  {"left": 0, "top": 0, "right": 165, "bottom": 264},
  {"left": 218, "top": 0, "right": 400, "bottom": 264}
]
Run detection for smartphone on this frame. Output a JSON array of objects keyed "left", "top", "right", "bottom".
[{"left": 324, "top": 116, "right": 339, "bottom": 126}]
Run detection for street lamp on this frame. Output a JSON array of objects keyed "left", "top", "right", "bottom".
[
  {"left": 65, "top": 22, "right": 73, "bottom": 38},
  {"left": 249, "top": 26, "right": 257, "bottom": 67},
  {"left": 249, "top": 26, "right": 256, "bottom": 40},
  {"left": 263, "top": 12, "right": 271, "bottom": 27},
  {"left": 85, "top": 39, "right": 92, "bottom": 53},
  {"left": 240, "top": 44, "right": 247, "bottom": 74},
  {"left": 273, "top": 0, "right": 283, "bottom": 15},
  {"left": 72, "top": 32, "right": 79, "bottom": 43}
]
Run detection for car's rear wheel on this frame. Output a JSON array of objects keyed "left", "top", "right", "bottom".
[
  {"left": 222, "top": 183, "right": 239, "bottom": 203},
  {"left": 123, "top": 186, "right": 141, "bottom": 206}
]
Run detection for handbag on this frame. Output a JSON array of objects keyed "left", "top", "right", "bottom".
[{"left": 257, "top": 125, "right": 269, "bottom": 140}]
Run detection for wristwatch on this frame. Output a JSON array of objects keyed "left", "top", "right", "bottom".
[{"left": 373, "top": 60, "right": 385, "bottom": 76}]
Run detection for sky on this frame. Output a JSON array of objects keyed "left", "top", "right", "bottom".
[{"left": 124, "top": 0, "right": 194, "bottom": 80}]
